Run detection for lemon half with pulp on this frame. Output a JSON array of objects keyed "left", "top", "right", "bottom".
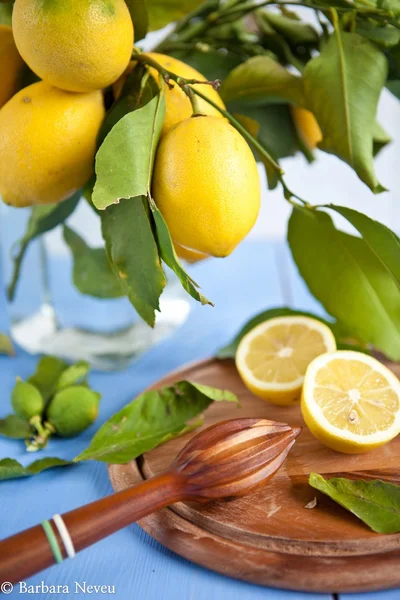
[
  {"left": 301, "top": 350, "right": 400, "bottom": 453},
  {"left": 235, "top": 316, "right": 336, "bottom": 405}
]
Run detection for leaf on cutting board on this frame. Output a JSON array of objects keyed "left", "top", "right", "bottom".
[
  {"left": 288, "top": 206, "right": 400, "bottom": 361},
  {"left": 101, "top": 197, "right": 166, "bottom": 326},
  {"left": 74, "top": 380, "right": 238, "bottom": 464},
  {"left": 0, "top": 333, "right": 14, "bottom": 356},
  {"left": 28, "top": 356, "right": 69, "bottom": 402},
  {"left": 309, "top": 473, "right": 400, "bottom": 534},
  {"left": 63, "top": 225, "right": 124, "bottom": 299},
  {"left": 8, "top": 193, "right": 80, "bottom": 301},
  {"left": 0, "top": 457, "right": 73, "bottom": 482},
  {"left": 93, "top": 90, "right": 165, "bottom": 210},
  {"left": 0, "top": 415, "right": 31, "bottom": 439}
]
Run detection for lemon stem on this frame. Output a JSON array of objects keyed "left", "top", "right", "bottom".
[{"left": 133, "top": 51, "right": 308, "bottom": 207}]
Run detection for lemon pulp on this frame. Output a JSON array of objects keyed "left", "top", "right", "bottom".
[
  {"left": 235, "top": 316, "right": 336, "bottom": 405},
  {"left": 302, "top": 350, "right": 400, "bottom": 453}
]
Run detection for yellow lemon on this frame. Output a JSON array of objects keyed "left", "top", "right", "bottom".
[
  {"left": 12, "top": 0, "right": 134, "bottom": 92},
  {"left": 0, "top": 82, "right": 105, "bottom": 207},
  {"left": 301, "top": 350, "right": 400, "bottom": 454},
  {"left": 0, "top": 25, "right": 24, "bottom": 108},
  {"left": 115, "top": 52, "right": 226, "bottom": 136},
  {"left": 152, "top": 116, "right": 261, "bottom": 257},
  {"left": 174, "top": 243, "right": 208, "bottom": 264},
  {"left": 236, "top": 316, "right": 336, "bottom": 405},
  {"left": 292, "top": 106, "right": 322, "bottom": 150}
]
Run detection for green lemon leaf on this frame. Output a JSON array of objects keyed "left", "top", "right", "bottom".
[
  {"left": 147, "top": 0, "right": 204, "bottom": 31},
  {"left": 0, "top": 333, "right": 14, "bottom": 356},
  {"left": 28, "top": 356, "right": 69, "bottom": 402},
  {"left": 93, "top": 90, "right": 165, "bottom": 210},
  {"left": 98, "top": 64, "right": 159, "bottom": 147},
  {"left": 0, "top": 415, "right": 31, "bottom": 439},
  {"left": 0, "top": 3, "right": 12, "bottom": 25},
  {"left": 216, "top": 307, "right": 342, "bottom": 359},
  {"left": 147, "top": 196, "right": 212, "bottom": 306},
  {"left": 55, "top": 361, "right": 91, "bottom": 391},
  {"left": 63, "top": 225, "right": 124, "bottom": 299},
  {"left": 303, "top": 31, "right": 387, "bottom": 193},
  {"left": 220, "top": 55, "right": 304, "bottom": 105},
  {"left": 373, "top": 121, "right": 391, "bottom": 156},
  {"left": 101, "top": 197, "right": 166, "bottom": 326},
  {"left": 74, "top": 380, "right": 238, "bottom": 464},
  {"left": 8, "top": 192, "right": 80, "bottom": 301},
  {"left": 387, "top": 80, "right": 400, "bottom": 99},
  {"left": 125, "top": 0, "right": 148, "bottom": 41},
  {"left": 309, "top": 473, "right": 400, "bottom": 534},
  {"left": 260, "top": 10, "right": 318, "bottom": 46},
  {"left": 325, "top": 206, "right": 400, "bottom": 290},
  {"left": 356, "top": 21, "right": 400, "bottom": 48},
  {"left": 0, "top": 458, "right": 72, "bottom": 482},
  {"left": 288, "top": 207, "right": 400, "bottom": 360}
]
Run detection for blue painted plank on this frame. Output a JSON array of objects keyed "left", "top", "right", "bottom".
[{"left": 0, "top": 242, "right": 332, "bottom": 599}]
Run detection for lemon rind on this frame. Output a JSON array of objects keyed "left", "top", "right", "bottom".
[
  {"left": 302, "top": 350, "right": 400, "bottom": 445},
  {"left": 236, "top": 315, "right": 337, "bottom": 391}
]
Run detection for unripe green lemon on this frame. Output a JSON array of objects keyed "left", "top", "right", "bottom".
[
  {"left": 0, "top": 81, "right": 105, "bottom": 207},
  {"left": 47, "top": 386, "right": 101, "bottom": 438},
  {"left": 12, "top": 0, "right": 134, "bottom": 93},
  {"left": 12, "top": 380, "right": 44, "bottom": 420},
  {"left": 152, "top": 116, "right": 261, "bottom": 257}
]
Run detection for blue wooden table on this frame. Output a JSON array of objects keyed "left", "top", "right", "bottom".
[{"left": 0, "top": 241, "right": 397, "bottom": 600}]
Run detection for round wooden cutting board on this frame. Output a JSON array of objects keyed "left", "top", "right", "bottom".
[{"left": 108, "top": 357, "right": 400, "bottom": 593}]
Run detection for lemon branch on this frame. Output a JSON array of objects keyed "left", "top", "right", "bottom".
[{"left": 134, "top": 51, "right": 308, "bottom": 207}]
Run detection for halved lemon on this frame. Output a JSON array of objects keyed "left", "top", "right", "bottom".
[
  {"left": 235, "top": 316, "right": 336, "bottom": 405},
  {"left": 301, "top": 350, "right": 400, "bottom": 453}
]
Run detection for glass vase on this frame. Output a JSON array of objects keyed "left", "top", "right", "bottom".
[{"left": 0, "top": 200, "right": 190, "bottom": 370}]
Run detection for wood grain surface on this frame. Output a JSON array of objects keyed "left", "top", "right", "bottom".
[{"left": 108, "top": 357, "right": 400, "bottom": 593}]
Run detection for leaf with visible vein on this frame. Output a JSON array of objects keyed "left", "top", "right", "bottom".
[
  {"left": 74, "top": 381, "right": 238, "bottom": 464},
  {"left": 303, "top": 31, "right": 387, "bottom": 193},
  {"left": 309, "top": 473, "right": 400, "bottom": 534},
  {"left": 0, "top": 458, "right": 73, "bottom": 482},
  {"left": 148, "top": 197, "right": 212, "bottom": 306},
  {"left": 93, "top": 91, "right": 165, "bottom": 210},
  {"left": 288, "top": 206, "right": 400, "bottom": 360},
  {"left": 326, "top": 206, "right": 400, "bottom": 290},
  {"left": 101, "top": 197, "right": 166, "bottom": 326}
]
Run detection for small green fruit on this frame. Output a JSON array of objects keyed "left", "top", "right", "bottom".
[
  {"left": 46, "top": 386, "right": 101, "bottom": 437},
  {"left": 11, "top": 380, "right": 45, "bottom": 420}
]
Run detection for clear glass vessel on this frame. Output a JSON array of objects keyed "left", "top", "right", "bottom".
[{"left": 0, "top": 200, "right": 190, "bottom": 370}]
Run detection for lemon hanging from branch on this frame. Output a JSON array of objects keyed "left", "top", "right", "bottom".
[
  {"left": 12, "top": 0, "right": 134, "bottom": 92},
  {"left": 152, "top": 115, "right": 261, "bottom": 258}
]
